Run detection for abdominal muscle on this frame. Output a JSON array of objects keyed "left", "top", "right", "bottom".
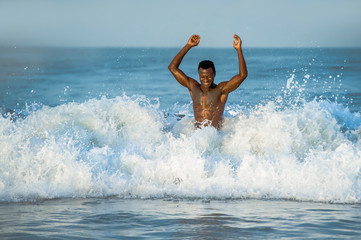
[
  {"left": 189, "top": 84, "right": 228, "bottom": 129},
  {"left": 193, "top": 104, "right": 225, "bottom": 129}
]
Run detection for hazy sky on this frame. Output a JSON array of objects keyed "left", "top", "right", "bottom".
[{"left": 1, "top": 0, "right": 360, "bottom": 47}]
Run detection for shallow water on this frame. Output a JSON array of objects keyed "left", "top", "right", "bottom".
[{"left": 1, "top": 198, "right": 360, "bottom": 239}]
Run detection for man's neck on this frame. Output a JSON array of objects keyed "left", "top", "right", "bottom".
[{"left": 200, "top": 83, "right": 216, "bottom": 93}]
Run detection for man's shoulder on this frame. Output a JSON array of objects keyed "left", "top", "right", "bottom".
[
  {"left": 188, "top": 78, "right": 201, "bottom": 88},
  {"left": 214, "top": 82, "right": 227, "bottom": 93},
  {"left": 217, "top": 82, "right": 227, "bottom": 88}
]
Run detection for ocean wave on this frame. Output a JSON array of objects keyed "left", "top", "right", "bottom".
[{"left": 0, "top": 94, "right": 360, "bottom": 203}]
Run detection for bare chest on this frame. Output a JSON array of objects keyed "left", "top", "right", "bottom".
[{"left": 190, "top": 89, "right": 227, "bottom": 110}]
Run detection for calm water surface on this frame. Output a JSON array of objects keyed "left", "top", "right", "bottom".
[{"left": 1, "top": 198, "right": 361, "bottom": 239}]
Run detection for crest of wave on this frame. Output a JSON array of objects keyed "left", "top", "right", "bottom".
[
  {"left": 115, "top": 97, "right": 361, "bottom": 203},
  {"left": 0, "top": 95, "right": 164, "bottom": 201},
  {"left": 0, "top": 94, "right": 360, "bottom": 203}
]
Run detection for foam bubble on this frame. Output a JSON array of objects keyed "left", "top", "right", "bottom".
[{"left": 0, "top": 95, "right": 360, "bottom": 203}]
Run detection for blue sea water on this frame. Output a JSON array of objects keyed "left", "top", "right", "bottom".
[{"left": 0, "top": 46, "right": 361, "bottom": 239}]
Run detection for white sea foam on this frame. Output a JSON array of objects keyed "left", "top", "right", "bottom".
[{"left": 0, "top": 94, "right": 360, "bottom": 203}]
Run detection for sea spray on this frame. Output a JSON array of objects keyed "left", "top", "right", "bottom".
[{"left": 0, "top": 94, "right": 361, "bottom": 203}]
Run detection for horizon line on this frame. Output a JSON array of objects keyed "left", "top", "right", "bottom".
[{"left": 1, "top": 44, "right": 361, "bottom": 49}]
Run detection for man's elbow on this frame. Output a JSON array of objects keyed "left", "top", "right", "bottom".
[
  {"left": 168, "top": 64, "right": 174, "bottom": 72},
  {"left": 240, "top": 71, "right": 248, "bottom": 80},
  {"left": 168, "top": 64, "right": 177, "bottom": 74}
]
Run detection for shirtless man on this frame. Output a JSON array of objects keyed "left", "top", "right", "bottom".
[{"left": 168, "top": 34, "right": 248, "bottom": 129}]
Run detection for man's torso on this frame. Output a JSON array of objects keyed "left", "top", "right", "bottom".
[{"left": 189, "top": 84, "right": 228, "bottom": 128}]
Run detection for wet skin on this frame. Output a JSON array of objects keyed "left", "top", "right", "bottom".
[
  {"left": 190, "top": 68, "right": 227, "bottom": 129},
  {"left": 168, "top": 34, "right": 247, "bottom": 129}
]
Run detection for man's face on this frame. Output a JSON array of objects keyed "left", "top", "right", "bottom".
[{"left": 198, "top": 68, "right": 215, "bottom": 88}]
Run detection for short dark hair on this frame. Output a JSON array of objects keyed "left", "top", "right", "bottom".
[{"left": 198, "top": 60, "right": 216, "bottom": 75}]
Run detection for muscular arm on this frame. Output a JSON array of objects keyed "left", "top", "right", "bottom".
[
  {"left": 220, "top": 34, "right": 248, "bottom": 94},
  {"left": 168, "top": 35, "right": 200, "bottom": 89}
]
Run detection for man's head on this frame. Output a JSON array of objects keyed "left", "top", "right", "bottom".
[
  {"left": 198, "top": 60, "right": 216, "bottom": 88},
  {"left": 198, "top": 60, "right": 216, "bottom": 76}
]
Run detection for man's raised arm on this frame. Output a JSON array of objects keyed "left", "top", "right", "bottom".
[
  {"left": 168, "top": 35, "right": 200, "bottom": 89},
  {"left": 220, "top": 34, "right": 248, "bottom": 94}
]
